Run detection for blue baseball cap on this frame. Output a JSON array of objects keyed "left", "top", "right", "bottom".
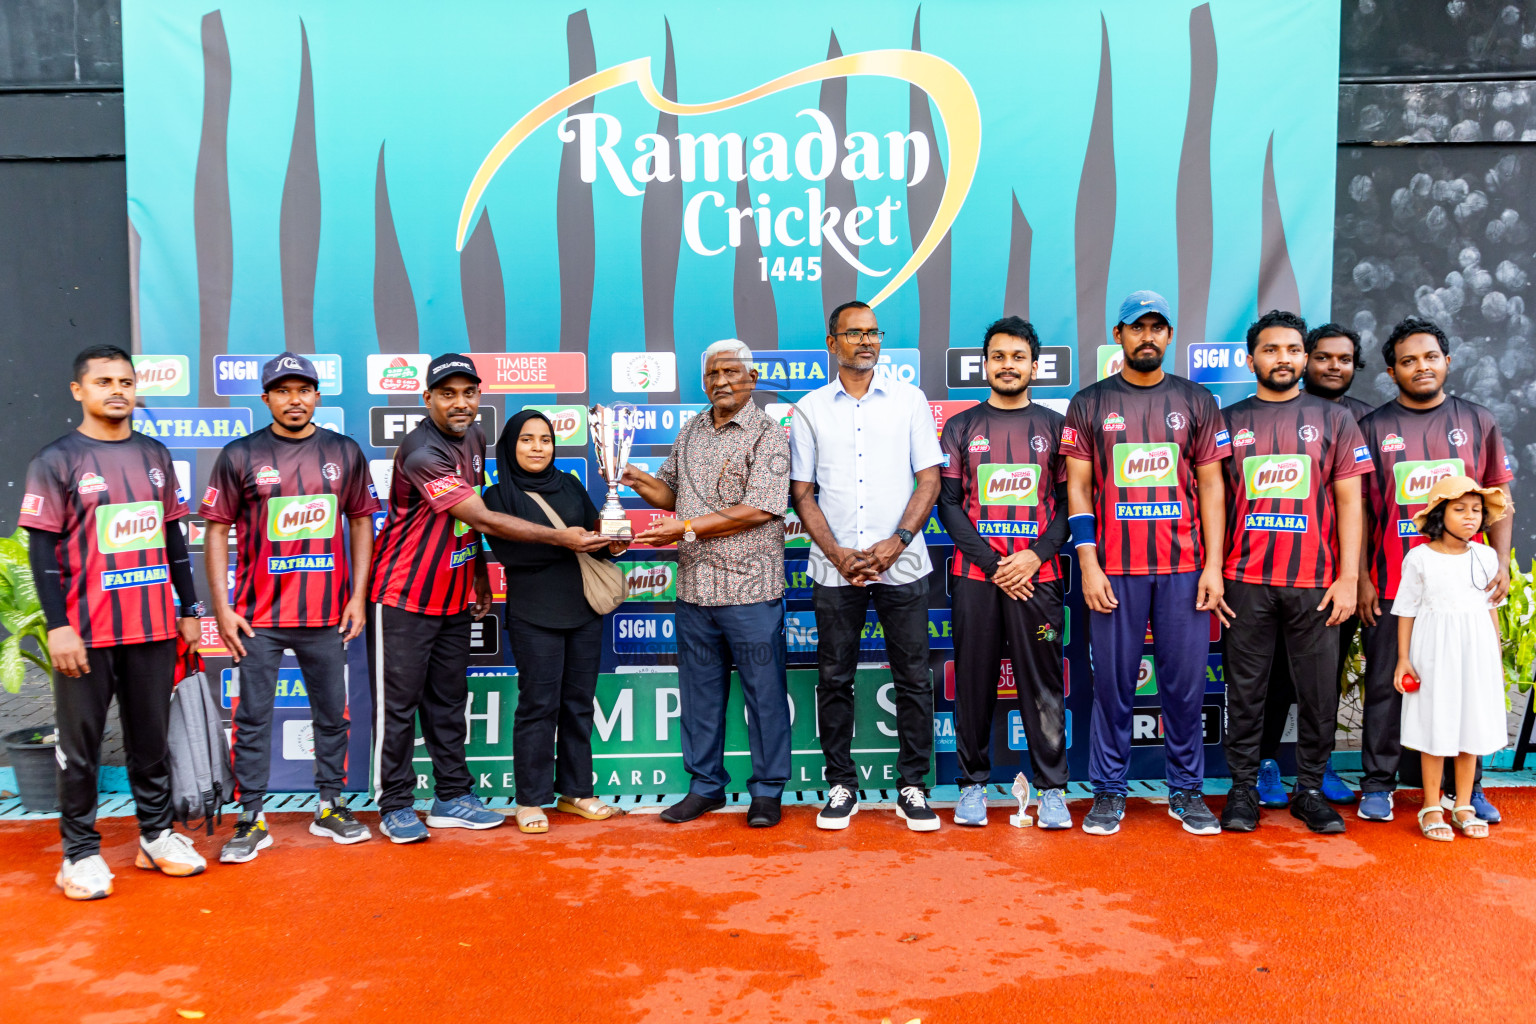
[
  {"left": 1117, "top": 290, "right": 1173, "bottom": 328},
  {"left": 262, "top": 352, "right": 320, "bottom": 390}
]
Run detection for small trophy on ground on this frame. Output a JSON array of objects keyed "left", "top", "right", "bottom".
[
  {"left": 590, "top": 403, "right": 637, "bottom": 538},
  {"left": 1009, "top": 773, "right": 1034, "bottom": 828}
]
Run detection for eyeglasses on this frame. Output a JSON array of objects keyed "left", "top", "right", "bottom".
[{"left": 835, "top": 329, "right": 886, "bottom": 342}]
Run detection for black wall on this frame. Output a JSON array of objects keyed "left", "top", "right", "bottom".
[
  {"left": 3, "top": 0, "right": 1535, "bottom": 555},
  {"left": 0, "top": 0, "right": 126, "bottom": 532}
]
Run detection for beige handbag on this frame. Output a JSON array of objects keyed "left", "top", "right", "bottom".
[{"left": 523, "top": 490, "right": 628, "bottom": 615}]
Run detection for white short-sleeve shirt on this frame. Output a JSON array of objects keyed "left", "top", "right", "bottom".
[{"left": 789, "top": 375, "right": 943, "bottom": 586}]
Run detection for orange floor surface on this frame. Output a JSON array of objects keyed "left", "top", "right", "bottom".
[{"left": 3, "top": 790, "right": 1535, "bottom": 1024}]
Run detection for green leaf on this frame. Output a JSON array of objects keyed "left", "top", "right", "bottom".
[{"left": 0, "top": 636, "right": 25, "bottom": 694}]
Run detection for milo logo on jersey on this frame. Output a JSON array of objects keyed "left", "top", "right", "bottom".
[
  {"left": 267, "top": 494, "right": 338, "bottom": 541},
  {"left": 1112, "top": 443, "right": 1179, "bottom": 487},
  {"left": 95, "top": 501, "right": 165, "bottom": 553},
  {"left": 1394, "top": 459, "right": 1464, "bottom": 505},
  {"left": 1243, "top": 455, "right": 1312, "bottom": 500},
  {"left": 978, "top": 464, "right": 1041, "bottom": 506},
  {"left": 623, "top": 561, "right": 677, "bottom": 601}
]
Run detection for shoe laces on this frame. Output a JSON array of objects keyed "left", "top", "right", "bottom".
[
  {"left": 1041, "top": 789, "right": 1066, "bottom": 811},
  {"left": 899, "top": 786, "right": 928, "bottom": 808},
  {"left": 154, "top": 829, "right": 198, "bottom": 854},
  {"left": 329, "top": 804, "right": 358, "bottom": 824},
  {"left": 827, "top": 785, "right": 853, "bottom": 808},
  {"left": 233, "top": 818, "right": 262, "bottom": 839}
]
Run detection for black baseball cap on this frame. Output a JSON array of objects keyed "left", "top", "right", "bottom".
[
  {"left": 262, "top": 352, "right": 320, "bottom": 390},
  {"left": 426, "top": 353, "right": 482, "bottom": 389}
]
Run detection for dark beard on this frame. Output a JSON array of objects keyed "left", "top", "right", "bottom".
[
  {"left": 1258, "top": 369, "right": 1300, "bottom": 393},
  {"left": 1304, "top": 377, "right": 1348, "bottom": 400},
  {"left": 1125, "top": 350, "right": 1162, "bottom": 373},
  {"left": 990, "top": 376, "right": 1029, "bottom": 397}
]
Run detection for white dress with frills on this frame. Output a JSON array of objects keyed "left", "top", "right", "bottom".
[{"left": 1395, "top": 542, "right": 1509, "bottom": 758}]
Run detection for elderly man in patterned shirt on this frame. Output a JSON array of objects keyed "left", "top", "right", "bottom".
[{"left": 624, "top": 339, "right": 794, "bottom": 828}]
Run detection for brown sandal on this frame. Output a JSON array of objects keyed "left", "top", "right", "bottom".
[
  {"left": 556, "top": 796, "right": 621, "bottom": 821},
  {"left": 514, "top": 806, "right": 549, "bottom": 833}
]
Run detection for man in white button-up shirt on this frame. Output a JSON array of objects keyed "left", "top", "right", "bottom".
[{"left": 789, "top": 300, "right": 945, "bottom": 833}]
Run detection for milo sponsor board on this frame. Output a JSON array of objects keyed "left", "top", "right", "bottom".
[
  {"left": 525, "top": 405, "right": 587, "bottom": 446},
  {"left": 267, "top": 494, "right": 338, "bottom": 541},
  {"left": 623, "top": 560, "right": 677, "bottom": 601},
  {"left": 1113, "top": 443, "right": 1180, "bottom": 488},
  {"left": 1242, "top": 454, "right": 1312, "bottom": 500},
  {"left": 95, "top": 501, "right": 165, "bottom": 553},
  {"left": 977, "top": 464, "right": 1040, "bottom": 506},
  {"left": 784, "top": 510, "right": 811, "bottom": 548},
  {"left": 132, "top": 354, "right": 190, "bottom": 397},
  {"left": 1393, "top": 459, "right": 1464, "bottom": 505}
]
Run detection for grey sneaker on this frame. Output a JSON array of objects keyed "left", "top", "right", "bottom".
[
  {"left": 219, "top": 816, "right": 273, "bottom": 864},
  {"left": 309, "top": 801, "right": 372, "bottom": 845},
  {"left": 953, "top": 784, "right": 989, "bottom": 826},
  {"left": 1082, "top": 792, "right": 1126, "bottom": 835},
  {"left": 1036, "top": 788, "right": 1072, "bottom": 830},
  {"left": 1168, "top": 788, "right": 1221, "bottom": 836}
]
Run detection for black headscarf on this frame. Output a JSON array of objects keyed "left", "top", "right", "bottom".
[{"left": 495, "top": 410, "right": 569, "bottom": 518}]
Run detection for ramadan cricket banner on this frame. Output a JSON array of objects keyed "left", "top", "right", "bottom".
[{"left": 122, "top": 0, "right": 1341, "bottom": 793}]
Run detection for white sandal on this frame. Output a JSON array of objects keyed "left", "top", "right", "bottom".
[
  {"left": 1450, "top": 806, "right": 1488, "bottom": 838},
  {"left": 1418, "top": 806, "right": 1453, "bottom": 842}
]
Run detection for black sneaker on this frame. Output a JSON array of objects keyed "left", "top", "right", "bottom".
[
  {"left": 746, "top": 796, "right": 782, "bottom": 828},
  {"left": 1290, "top": 788, "right": 1347, "bottom": 834},
  {"left": 1220, "top": 784, "right": 1261, "bottom": 833},
  {"left": 895, "top": 787, "right": 941, "bottom": 832},
  {"left": 1082, "top": 792, "right": 1126, "bottom": 835},
  {"left": 219, "top": 815, "right": 272, "bottom": 864},
  {"left": 815, "top": 785, "right": 859, "bottom": 830},
  {"left": 659, "top": 793, "right": 725, "bottom": 823},
  {"left": 309, "top": 801, "right": 372, "bottom": 844},
  {"left": 1168, "top": 789, "right": 1221, "bottom": 835}
]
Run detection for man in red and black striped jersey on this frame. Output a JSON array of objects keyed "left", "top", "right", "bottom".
[
  {"left": 367, "top": 354, "right": 611, "bottom": 843},
  {"left": 202, "top": 354, "right": 381, "bottom": 862},
  {"left": 1255, "top": 322, "right": 1376, "bottom": 808},
  {"left": 1061, "top": 291, "right": 1231, "bottom": 837},
  {"left": 1354, "top": 317, "right": 1513, "bottom": 824},
  {"left": 21, "top": 345, "right": 206, "bottom": 900},
  {"left": 937, "top": 317, "right": 1072, "bottom": 830},
  {"left": 1217, "top": 312, "right": 1370, "bottom": 835}
]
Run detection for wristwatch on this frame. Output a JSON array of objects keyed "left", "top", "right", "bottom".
[
  {"left": 182, "top": 601, "right": 207, "bottom": 618},
  {"left": 682, "top": 519, "right": 697, "bottom": 543},
  {"left": 895, "top": 528, "right": 914, "bottom": 547}
]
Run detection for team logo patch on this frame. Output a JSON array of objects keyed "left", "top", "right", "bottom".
[
  {"left": 367, "top": 483, "right": 379, "bottom": 499},
  {"left": 322, "top": 462, "right": 341, "bottom": 482},
  {"left": 968, "top": 434, "right": 990, "bottom": 453},
  {"left": 148, "top": 467, "right": 165, "bottom": 487},
  {"left": 1030, "top": 435, "right": 1051, "bottom": 454},
  {"left": 1298, "top": 424, "right": 1320, "bottom": 443},
  {"left": 1354, "top": 445, "right": 1371, "bottom": 464},
  {"left": 201, "top": 485, "right": 220, "bottom": 509},
  {"left": 255, "top": 466, "right": 282, "bottom": 486},
  {"left": 978, "top": 464, "right": 1041, "bottom": 506},
  {"left": 424, "top": 475, "right": 464, "bottom": 500},
  {"left": 1113, "top": 443, "right": 1180, "bottom": 487},
  {"left": 1214, "top": 429, "right": 1230, "bottom": 446},
  {"left": 1166, "top": 411, "right": 1187, "bottom": 431},
  {"left": 473, "top": 454, "right": 483, "bottom": 474},
  {"left": 267, "top": 494, "right": 338, "bottom": 541},
  {"left": 77, "top": 473, "right": 107, "bottom": 495},
  {"left": 1060, "top": 426, "right": 1079, "bottom": 446},
  {"left": 1233, "top": 429, "right": 1256, "bottom": 447},
  {"left": 95, "top": 501, "right": 165, "bottom": 553},
  {"left": 20, "top": 493, "right": 44, "bottom": 517},
  {"left": 1505, "top": 454, "right": 1514, "bottom": 472},
  {"left": 1448, "top": 427, "right": 1469, "bottom": 447},
  {"left": 1102, "top": 413, "right": 1126, "bottom": 431},
  {"left": 1393, "top": 459, "right": 1464, "bottom": 504},
  {"left": 1243, "top": 455, "right": 1312, "bottom": 500},
  {"left": 1381, "top": 433, "right": 1406, "bottom": 452}
]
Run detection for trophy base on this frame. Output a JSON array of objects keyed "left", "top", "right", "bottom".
[{"left": 598, "top": 517, "right": 632, "bottom": 539}]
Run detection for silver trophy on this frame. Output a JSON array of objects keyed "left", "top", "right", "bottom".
[{"left": 590, "top": 403, "right": 637, "bottom": 538}]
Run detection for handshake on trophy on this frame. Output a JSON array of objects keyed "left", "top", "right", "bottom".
[{"left": 591, "top": 403, "right": 638, "bottom": 539}]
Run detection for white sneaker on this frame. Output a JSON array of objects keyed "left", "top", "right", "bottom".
[
  {"left": 136, "top": 829, "right": 207, "bottom": 877},
  {"left": 56, "top": 854, "right": 114, "bottom": 900}
]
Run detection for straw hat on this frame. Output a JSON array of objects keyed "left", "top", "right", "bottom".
[{"left": 1410, "top": 474, "right": 1511, "bottom": 533}]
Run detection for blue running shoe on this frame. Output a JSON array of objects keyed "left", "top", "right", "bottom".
[
  {"left": 1319, "top": 763, "right": 1357, "bottom": 805},
  {"left": 1256, "top": 759, "right": 1289, "bottom": 808},
  {"left": 379, "top": 808, "right": 429, "bottom": 844},
  {"left": 1441, "top": 786, "right": 1501, "bottom": 824},
  {"left": 426, "top": 794, "right": 505, "bottom": 830},
  {"left": 1358, "top": 790, "right": 1394, "bottom": 822},
  {"left": 953, "top": 784, "right": 989, "bottom": 826},
  {"left": 1037, "top": 788, "right": 1072, "bottom": 830}
]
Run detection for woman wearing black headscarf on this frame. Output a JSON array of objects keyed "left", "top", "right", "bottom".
[{"left": 484, "top": 410, "right": 627, "bottom": 832}]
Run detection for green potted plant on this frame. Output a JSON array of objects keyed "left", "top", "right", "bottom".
[{"left": 1, "top": 526, "right": 59, "bottom": 812}]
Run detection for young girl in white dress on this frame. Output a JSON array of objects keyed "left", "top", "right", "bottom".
[{"left": 1392, "top": 476, "right": 1512, "bottom": 841}]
